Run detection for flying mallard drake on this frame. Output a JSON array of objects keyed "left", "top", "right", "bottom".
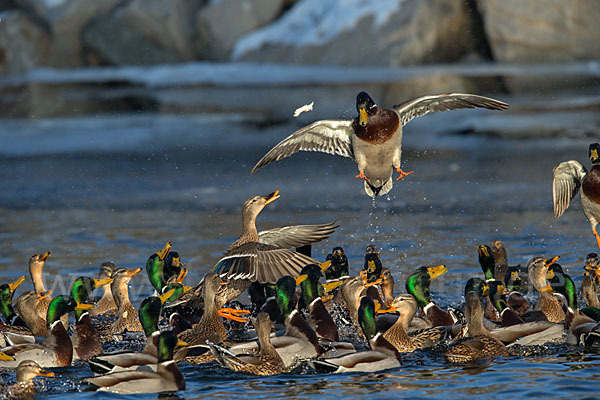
[
  {"left": 251, "top": 92, "right": 508, "bottom": 197},
  {"left": 553, "top": 143, "right": 600, "bottom": 248}
]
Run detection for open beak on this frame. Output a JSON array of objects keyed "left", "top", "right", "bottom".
[
  {"left": 171, "top": 257, "right": 181, "bottom": 267},
  {"left": 218, "top": 308, "right": 250, "bottom": 323},
  {"left": 0, "top": 351, "right": 14, "bottom": 361},
  {"left": 182, "top": 285, "right": 193, "bottom": 294},
  {"left": 75, "top": 301, "right": 94, "bottom": 311},
  {"left": 319, "top": 260, "right": 331, "bottom": 272},
  {"left": 37, "top": 368, "right": 55, "bottom": 377},
  {"left": 158, "top": 288, "right": 176, "bottom": 304},
  {"left": 511, "top": 271, "right": 519, "bottom": 281},
  {"left": 127, "top": 267, "right": 142, "bottom": 278},
  {"left": 157, "top": 242, "right": 172, "bottom": 261},
  {"left": 426, "top": 265, "right": 448, "bottom": 280},
  {"left": 295, "top": 274, "right": 308, "bottom": 286},
  {"left": 359, "top": 107, "right": 368, "bottom": 126},
  {"left": 364, "top": 278, "right": 383, "bottom": 287},
  {"left": 93, "top": 278, "right": 113, "bottom": 287},
  {"left": 40, "top": 252, "right": 51, "bottom": 262},
  {"left": 8, "top": 276, "right": 26, "bottom": 292},
  {"left": 174, "top": 268, "right": 188, "bottom": 283},
  {"left": 477, "top": 245, "right": 489, "bottom": 257},
  {"left": 376, "top": 304, "right": 397, "bottom": 314},
  {"left": 333, "top": 249, "right": 342, "bottom": 258},
  {"left": 322, "top": 280, "right": 343, "bottom": 293},
  {"left": 38, "top": 290, "right": 52, "bottom": 300},
  {"left": 546, "top": 269, "right": 555, "bottom": 280},
  {"left": 264, "top": 190, "right": 280, "bottom": 205},
  {"left": 545, "top": 256, "right": 560, "bottom": 267}
]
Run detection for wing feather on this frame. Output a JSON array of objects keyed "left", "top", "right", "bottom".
[
  {"left": 258, "top": 221, "right": 338, "bottom": 248},
  {"left": 552, "top": 160, "right": 587, "bottom": 217},
  {"left": 251, "top": 120, "right": 354, "bottom": 173},
  {"left": 393, "top": 93, "right": 508, "bottom": 126}
]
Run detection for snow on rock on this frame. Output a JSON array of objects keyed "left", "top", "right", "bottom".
[{"left": 232, "top": 0, "right": 483, "bottom": 66}]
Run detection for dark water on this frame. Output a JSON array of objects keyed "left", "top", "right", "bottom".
[{"left": 0, "top": 112, "right": 598, "bottom": 398}]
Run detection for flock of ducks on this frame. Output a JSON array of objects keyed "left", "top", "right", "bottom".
[{"left": 1, "top": 89, "right": 599, "bottom": 397}]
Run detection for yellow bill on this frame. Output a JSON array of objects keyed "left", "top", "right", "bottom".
[
  {"left": 157, "top": 242, "right": 172, "bottom": 260},
  {"left": 8, "top": 276, "right": 26, "bottom": 292}
]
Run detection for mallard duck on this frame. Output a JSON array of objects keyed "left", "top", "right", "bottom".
[
  {"left": 380, "top": 294, "right": 449, "bottom": 352},
  {"left": 339, "top": 276, "right": 367, "bottom": 330},
  {"left": 0, "top": 295, "right": 93, "bottom": 367},
  {"left": 9, "top": 290, "right": 51, "bottom": 339},
  {"left": 490, "top": 240, "right": 509, "bottom": 281},
  {"left": 0, "top": 276, "right": 28, "bottom": 328},
  {"left": 91, "top": 262, "right": 117, "bottom": 316},
  {"left": 503, "top": 266, "right": 530, "bottom": 314},
  {"left": 405, "top": 265, "right": 454, "bottom": 327},
  {"left": 313, "top": 296, "right": 401, "bottom": 373},
  {"left": 528, "top": 256, "right": 565, "bottom": 323},
  {"left": 553, "top": 143, "right": 600, "bottom": 248},
  {"left": 88, "top": 289, "right": 175, "bottom": 374},
  {"left": 86, "top": 330, "right": 185, "bottom": 394},
  {"left": 175, "top": 191, "right": 337, "bottom": 309},
  {"left": 445, "top": 292, "right": 509, "bottom": 363},
  {"left": 70, "top": 276, "right": 113, "bottom": 360},
  {"left": 209, "top": 312, "right": 286, "bottom": 376},
  {"left": 361, "top": 252, "right": 383, "bottom": 285},
  {"left": 583, "top": 266, "right": 600, "bottom": 310},
  {"left": 547, "top": 263, "right": 578, "bottom": 315},
  {"left": 109, "top": 267, "right": 143, "bottom": 335},
  {"left": 252, "top": 92, "right": 508, "bottom": 197},
  {"left": 2, "top": 359, "right": 54, "bottom": 398},
  {"left": 325, "top": 247, "right": 349, "bottom": 280},
  {"left": 146, "top": 242, "right": 188, "bottom": 295},
  {"left": 486, "top": 280, "right": 524, "bottom": 327}
]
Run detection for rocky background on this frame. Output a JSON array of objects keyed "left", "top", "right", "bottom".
[{"left": 0, "top": 0, "right": 599, "bottom": 120}]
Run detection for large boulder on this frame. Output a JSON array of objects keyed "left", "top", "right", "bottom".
[
  {"left": 0, "top": 10, "right": 50, "bottom": 75},
  {"left": 197, "top": 0, "right": 285, "bottom": 60},
  {"left": 15, "top": 0, "right": 120, "bottom": 68},
  {"left": 232, "top": 0, "right": 482, "bottom": 66},
  {"left": 116, "top": 0, "right": 204, "bottom": 61},
  {"left": 477, "top": 0, "right": 600, "bottom": 63}
]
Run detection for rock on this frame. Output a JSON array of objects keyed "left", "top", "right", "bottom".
[
  {"left": 116, "top": 0, "right": 205, "bottom": 61},
  {"left": 232, "top": 0, "right": 482, "bottom": 66},
  {"left": 82, "top": 13, "right": 181, "bottom": 66},
  {"left": 478, "top": 0, "right": 600, "bottom": 63},
  {"left": 197, "top": 0, "right": 285, "bottom": 60},
  {"left": 15, "top": 0, "right": 120, "bottom": 68},
  {"left": 0, "top": 10, "right": 50, "bottom": 75}
]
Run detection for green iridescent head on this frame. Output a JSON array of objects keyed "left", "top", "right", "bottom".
[
  {"left": 477, "top": 245, "right": 495, "bottom": 281},
  {"left": 298, "top": 264, "right": 323, "bottom": 307},
  {"left": 156, "top": 330, "right": 184, "bottom": 363},
  {"left": 276, "top": 276, "right": 296, "bottom": 319},
  {"left": 504, "top": 266, "right": 522, "bottom": 292},
  {"left": 487, "top": 280, "right": 509, "bottom": 313},
  {"left": 547, "top": 263, "right": 578, "bottom": 310},
  {"left": 0, "top": 276, "right": 26, "bottom": 321},
  {"left": 358, "top": 296, "right": 377, "bottom": 340},
  {"left": 464, "top": 277, "right": 488, "bottom": 302},
  {"left": 46, "top": 295, "right": 93, "bottom": 327},
  {"left": 139, "top": 297, "right": 162, "bottom": 337}
]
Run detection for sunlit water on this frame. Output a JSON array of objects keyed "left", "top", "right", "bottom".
[{"left": 0, "top": 113, "right": 598, "bottom": 398}]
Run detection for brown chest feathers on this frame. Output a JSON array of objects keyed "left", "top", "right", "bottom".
[
  {"left": 352, "top": 108, "right": 400, "bottom": 145},
  {"left": 583, "top": 165, "right": 600, "bottom": 204}
]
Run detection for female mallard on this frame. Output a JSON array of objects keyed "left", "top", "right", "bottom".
[
  {"left": 0, "top": 295, "right": 93, "bottom": 368},
  {"left": 88, "top": 289, "right": 175, "bottom": 374},
  {"left": 209, "top": 312, "right": 286, "bottom": 376},
  {"left": 528, "top": 256, "right": 565, "bottom": 323},
  {"left": 313, "top": 296, "right": 401, "bottom": 373},
  {"left": 70, "top": 276, "right": 113, "bottom": 360},
  {"left": 553, "top": 143, "right": 600, "bottom": 248},
  {"left": 3, "top": 360, "right": 54, "bottom": 398},
  {"left": 175, "top": 191, "right": 337, "bottom": 309},
  {"left": 381, "top": 294, "right": 449, "bottom": 353},
  {"left": 110, "top": 267, "right": 143, "bottom": 335},
  {"left": 405, "top": 265, "right": 454, "bottom": 327},
  {"left": 91, "top": 262, "right": 117, "bottom": 316},
  {"left": 251, "top": 91, "right": 508, "bottom": 197},
  {"left": 445, "top": 292, "right": 509, "bottom": 363},
  {"left": 10, "top": 290, "right": 51, "bottom": 339},
  {"left": 86, "top": 330, "right": 185, "bottom": 394}
]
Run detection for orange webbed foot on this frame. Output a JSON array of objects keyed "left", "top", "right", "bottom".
[
  {"left": 395, "top": 167, "right": 414, "bottom": 181},
  {"left": 594, "top": 229, "right": 600, "bottom": 249},
  {"left": 218, "top": 308, "right": 250, "bottom": 323},
  {"left": 355, "top": 171, "right": 370, "bottom": 183}
]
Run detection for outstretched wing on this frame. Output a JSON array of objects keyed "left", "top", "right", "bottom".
[
  {"left": 258, "top": 220, "right": 338, "bottom": 249},
  {"left": 393, "top": 94, "right": 508, "bottom": 126},
  {"left": 214, "top": 242, "right": 318, "bottom": 284},
  {"left": 251, "top": 120, "right": 354, "bottom": 173},
  {"left": 553, "top": 160, "right": 587, "bottom": 217}
]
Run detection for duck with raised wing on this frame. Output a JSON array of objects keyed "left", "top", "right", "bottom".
[
  {"left": 176, "top": 191, "right": 337, "bottom": 309},
  {"left": 553, "top": 143, "right": 600, "bottom": 248},
  {"left": 251, "top": 91, "right": 508, "bottom": 197}
]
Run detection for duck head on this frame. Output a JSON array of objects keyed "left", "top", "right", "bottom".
[
  {"left": 139, "top": 288, "right": 175, "bottom": 337},
  {"left": 590, "top": 143, "right": 600, "bottom": 164},
  {"left": 384, "top": 294, "right": 418, "bottom": 328},
  {"left": 70, "top": 276, "right": 113, "bottom": 319},
  {"left": 46, "top": 295, "right": 93, "bottom": 328},
  {"left": 242, "top": 191, "right": 280, "bottom": 224},
  {"left": 156, "top": 330, "right": 186, "bottom": 363},
  {"left": 547, "top": 263, "right": 577, "bottom": 310},
  {"left": 527, "top": 256, "right": 559, "bottom": 292},
  {"left": 296, "top": 264, "right": 323, "bottom": 307},
  {"left": 358, "top": 295, "right": 377, "bottom": 340},
  {"left": 464, "top": 277, "right": 489, "bottom": 302},
  {"left": 405, "top": 265, "right": 447, "bottom": 308},
  {"left": 504, "top": 266, "right": 522, "bottom": 292},
  {"left": 16, "top": 360, "right": 54, "bottom": 384},
  {"left": 487, "top": 280, "right": 509, "bottom": 313},
  {"left": 363, "top": 253, "right": 383, "bottom": 284},
  {"left": 356, "top": 92, "right": 376, "bottom": 127},
  {"left": 477, "top": 245, "right": 495, "bottom": 281},
  {"left": 275, "top": 276, "right": 296, "bottom": 319},
  {"left": 0, "top": 276, "right": 26, "bottom": 321},
  {"left": 99, "top": 262, "right": 115, "bottom": 280},
  {"left": 146, "top": 242, "right": 172, "bottom": 293},
  {"left": 29, "top": 252, "right": 50, "bottom": 293}
]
